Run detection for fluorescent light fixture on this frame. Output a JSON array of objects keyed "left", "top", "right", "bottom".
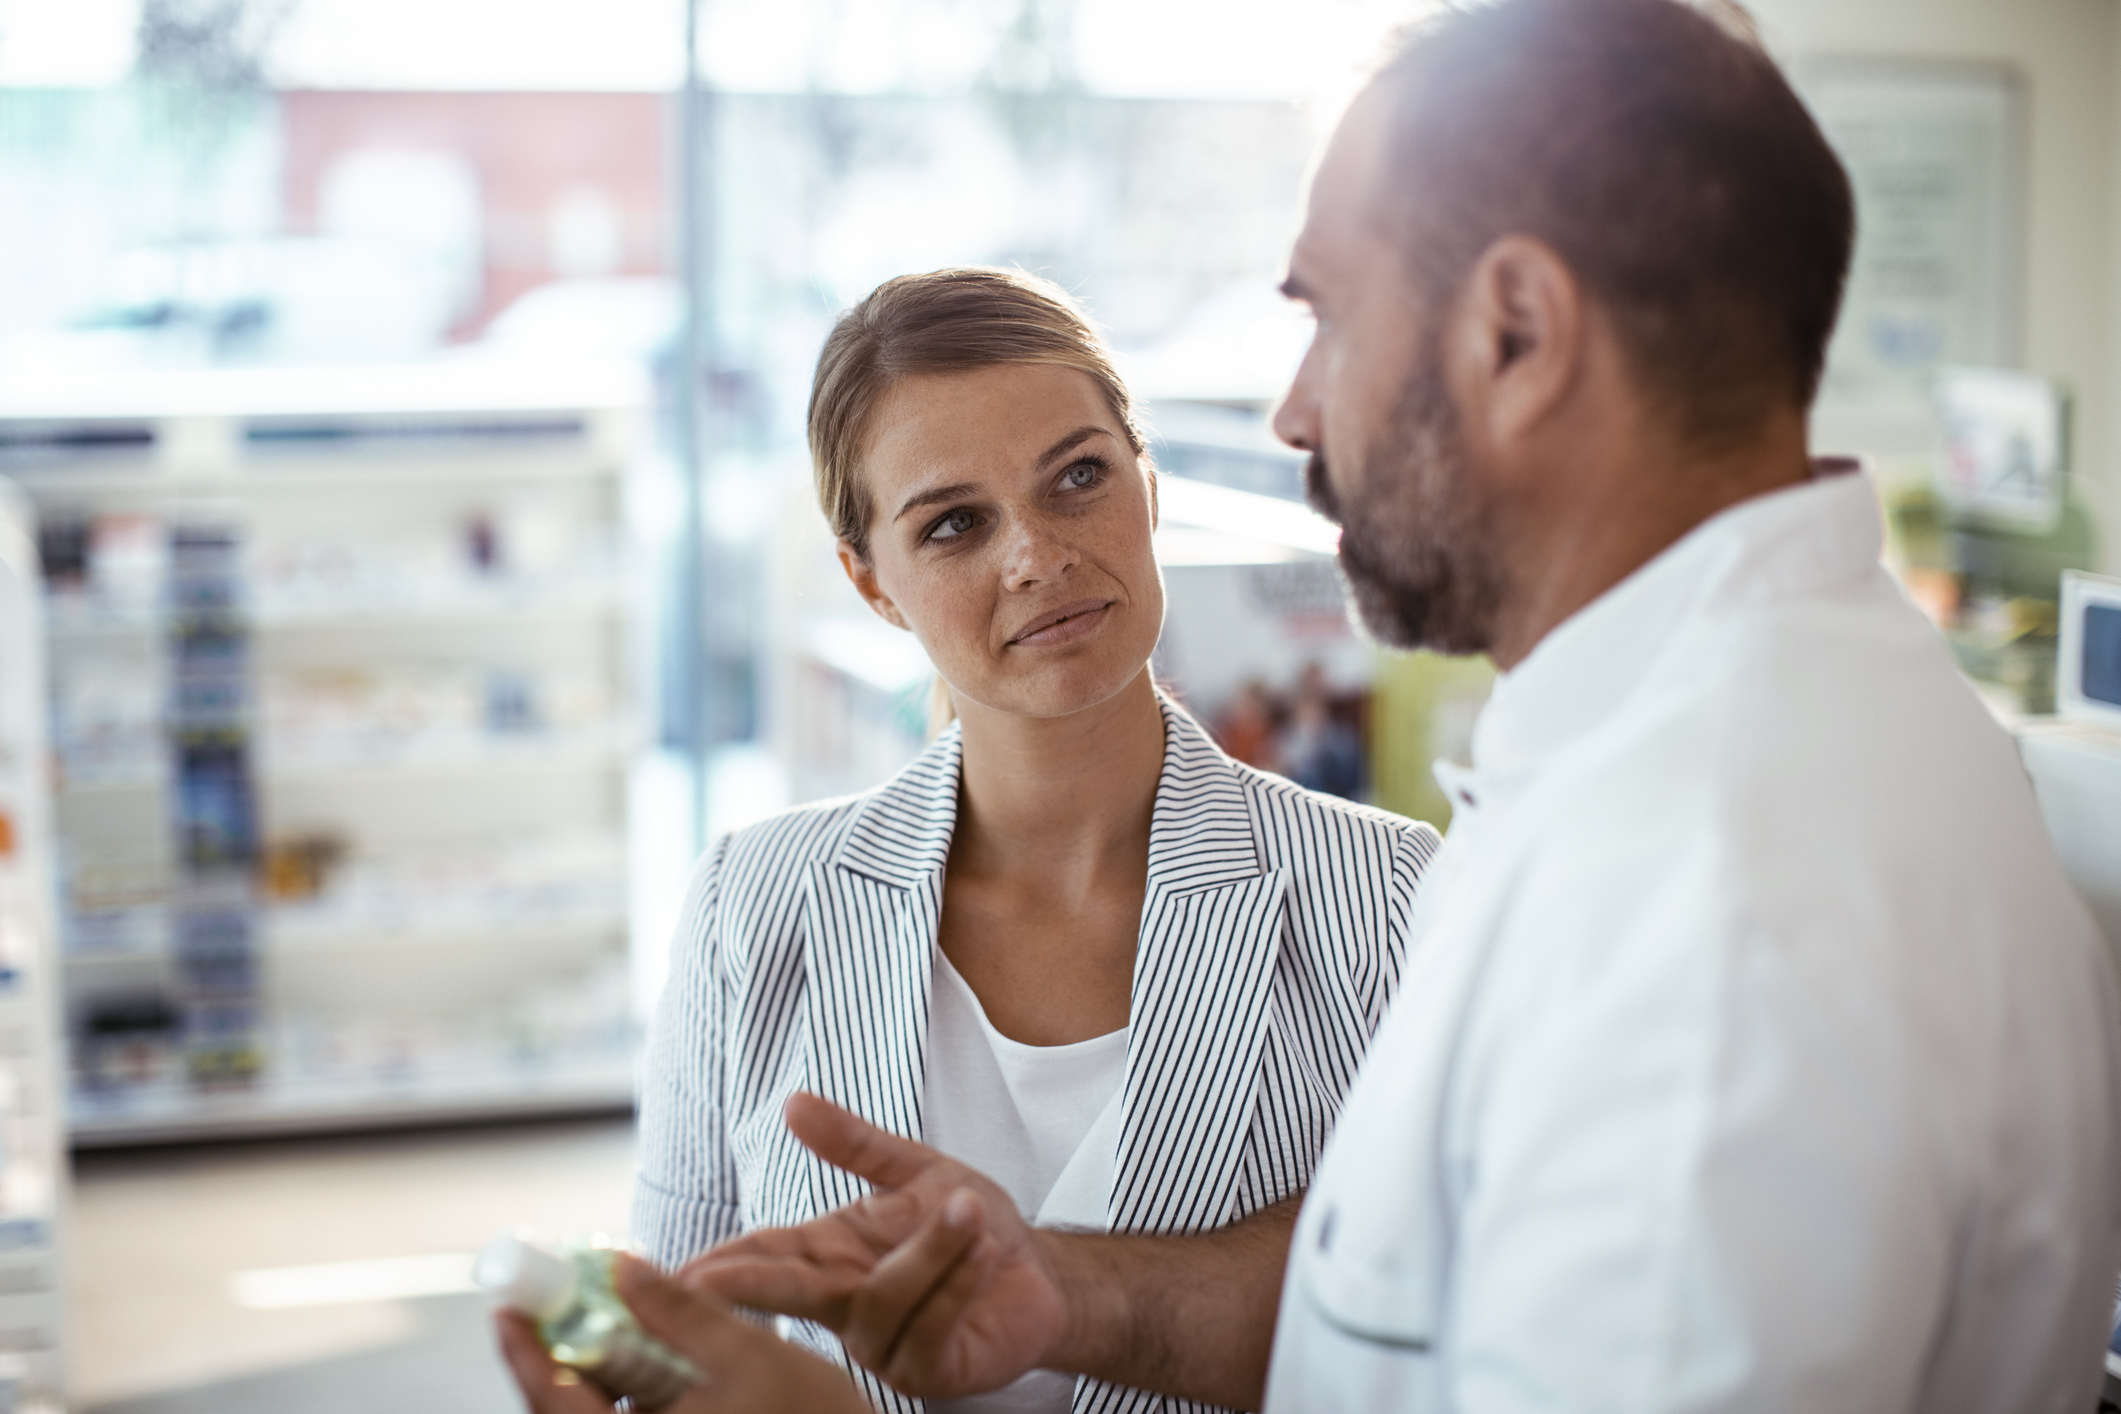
[
  {"left": 1157, "top": 476, "right": 1339, "bottom": 558},
  {"left": 228, "top": 1253, "right": 479, "bottom": 1309}
]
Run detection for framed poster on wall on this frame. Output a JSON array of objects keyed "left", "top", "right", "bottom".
[{"left": 1797, "top": 57, "right": 2027, "bottom": 401}]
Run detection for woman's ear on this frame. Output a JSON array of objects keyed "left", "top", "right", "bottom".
[
  {"left": 837, "top": 540, "right": 911, "bottom": 631},
  {"left": 1143, "top": 454, "right": 1159, "bottom": 530}
]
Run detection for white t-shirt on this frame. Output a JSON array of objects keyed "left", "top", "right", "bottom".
[{"left": 924, "top": 946, "right": 1128, "bottom": 1414}]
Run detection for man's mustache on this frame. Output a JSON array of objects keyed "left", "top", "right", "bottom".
[{"left": 1304, "top": 451, "right": 1342, "bottom": 525}]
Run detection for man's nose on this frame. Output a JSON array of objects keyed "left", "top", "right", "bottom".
[
  {"left": 1272, "top": 369, "right": 1319, "bottom": 453},
  {"left": 1000, "top": 516, "right": 1077, "bottom": 590}
]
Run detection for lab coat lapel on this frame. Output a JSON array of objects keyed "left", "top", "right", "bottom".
[
  {"left": 1110, "top": 702, "right": 1288, "bottom": 1234},
  {"left": 798, "top": 726, "right": 959, "bottom": 1217}
]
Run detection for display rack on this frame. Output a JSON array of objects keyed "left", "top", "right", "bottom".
[
  {"left": 0, "top": 480, "right": 69, "bottom": 1408},
  {"left": 0, "top": 363, "right": 645, "bottom": 1146}
]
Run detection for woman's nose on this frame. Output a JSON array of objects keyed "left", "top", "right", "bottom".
[{"left": 999, "top": 517, "right": 1077, "bottom": 591}]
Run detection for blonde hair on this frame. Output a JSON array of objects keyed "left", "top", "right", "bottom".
[
  {"left": 808, "top": 267, "right": 1147, "bottom": 559},
  {"left": 807, "top": 267, "right": 1151, "bottom": 732}
]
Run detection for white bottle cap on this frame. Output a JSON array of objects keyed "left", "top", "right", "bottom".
[{"left": 474, "top": 1229, "right": 579, "bottom": 1322}]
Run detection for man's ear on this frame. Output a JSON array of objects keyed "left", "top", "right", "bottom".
[
  {"left": 1447, "top": 234, "right": 1583, "bottom": 450},
  {"left": 837, "top": 541, "right": 911, "bottom": 631}
]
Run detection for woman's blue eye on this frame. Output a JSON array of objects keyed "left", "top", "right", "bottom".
[
  {"left": 1065, "top": 461, "right": 1102, "bottom": 488},
  {"left": 929, "top": 509, "right": 977, "bottom": 541}
]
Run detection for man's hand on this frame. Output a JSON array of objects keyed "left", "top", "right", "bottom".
[
  {"left": 680, "top": 1091, "right": 1067, "bottom": 1397},
  {"left": 495, "top": 1251, "right": 868, "bottom": 1414}
]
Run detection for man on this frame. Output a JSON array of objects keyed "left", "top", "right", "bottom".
[{"left": 502, "top": 0, "right": 2121, "bottom": 1409}]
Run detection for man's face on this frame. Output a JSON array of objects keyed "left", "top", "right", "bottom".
[{"left": 1272, "top": 86, "right": 1504, "bottom": 657}]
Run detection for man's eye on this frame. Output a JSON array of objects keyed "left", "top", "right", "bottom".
[{"left": 928, "top": 509, "right": 978, "bottom": 541}]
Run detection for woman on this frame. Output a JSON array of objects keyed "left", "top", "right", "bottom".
[{"left": 629, "top": 267, "right": 1439, "bottom": 1414}]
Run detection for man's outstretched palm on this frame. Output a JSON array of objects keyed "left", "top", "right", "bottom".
[{"left": 679, "top": 1092, "right": 1069, "bottom": 1397}]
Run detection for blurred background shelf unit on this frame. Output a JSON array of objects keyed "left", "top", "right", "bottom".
[
  {"left": 0, "top": 363, "right": 648, "bottom": 1147},
  {"left": 0, "top": 481, "right": 70, "bottom": 1409}
]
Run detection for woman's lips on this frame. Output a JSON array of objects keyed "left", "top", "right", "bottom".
[{"left": 1009, "top": 599, "right": 1114, "bottom": 647}]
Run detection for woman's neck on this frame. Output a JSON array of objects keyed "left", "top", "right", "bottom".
[{"left": 950, "top": 668, "right": 1165, "bottom": 887}]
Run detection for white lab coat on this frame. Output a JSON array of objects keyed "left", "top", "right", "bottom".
[{"left": 1267, "top": 466, "right": 2121, "bottom": 1413}]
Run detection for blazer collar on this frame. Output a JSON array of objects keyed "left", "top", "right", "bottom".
[
  {"left": 807, "top": 691, "right": 1281, "bottom": 1241},
  {"left": 830, "top": 691, "right": 1261, "bottom": 895},
  {"left": 1146, "top": 696, "right": 1263, "bottom": 894},
  {"left": 832, "top": 722, "right": 963, "bottom": 889}
]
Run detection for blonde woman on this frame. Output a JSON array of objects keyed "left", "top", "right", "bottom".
[{"left": 625, "top": 268, "right": 1439, "bottom": 1414}]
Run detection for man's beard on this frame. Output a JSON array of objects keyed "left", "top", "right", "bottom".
[{"left": 1304, "top": 350, "right": 1504, "bottom": 657}]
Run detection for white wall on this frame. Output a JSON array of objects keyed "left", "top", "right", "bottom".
[{"left": 1751, "top": 0, "right": 2120, "bottom": 571}]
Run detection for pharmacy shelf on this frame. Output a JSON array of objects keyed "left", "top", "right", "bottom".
[
  {"left": 47, "top": 581, "right": 624, "bottom": 641},
  {"left": 16, "top": 365, "right": 646, "bottom": 1147},
  {"left": 264, "top": 730, "right": 635, "bottom": 783},
  {"left": 5, "top": 452, "right": 624, "bottom": 500},
  {"left": 63, "top": 907, "right": 628, "bottom": 965},
  {"left": 68, "top": 1053, "right": 636, "bottom": 1148},
  {"left": 56, "top": 730, "right": 634, "bottom": 797},
  {"left": 0, "top": 480, "right": 69, "bottom": 1404}
]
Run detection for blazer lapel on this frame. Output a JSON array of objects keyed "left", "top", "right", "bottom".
[
  {"left": 798, "top": 726, "right": 960, "bottom": 1217},
  {"left": 1110, "top": 700, "right": 1287, "bottom": 1234}
]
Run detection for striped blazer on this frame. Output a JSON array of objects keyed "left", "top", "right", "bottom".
[{"left": 632, "top": 696, "right": 1440, "bottom": 1414}]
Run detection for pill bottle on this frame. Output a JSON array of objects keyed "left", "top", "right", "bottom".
[{"left": 476, "top": 1229, "right": 699, "bottom": 1410}]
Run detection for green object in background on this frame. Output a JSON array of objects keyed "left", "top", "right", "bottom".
[
  {"left": 1948, "top": 496, "right": 2096, "bottom": 715},
  {"left": 1372, "top": 649, "right": 1496, "bottom": 832}
]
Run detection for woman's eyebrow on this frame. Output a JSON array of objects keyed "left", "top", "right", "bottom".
[
  {"left": 1034, "top": 425, "right": 1110, "bottom": 472},
  {"left": 891, "top": 427, "right": 1113, "bottom": 524},
  {"left": 894, "top": 481, "right": 979, "bottom": 523}
]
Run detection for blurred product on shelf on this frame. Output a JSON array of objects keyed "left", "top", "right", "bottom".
[
  {"left": 1877, "top": 367, "right": 2102, "bottom": 719},
  {"left": 261, "top": 832, "right": 346, "bottom": 902},
  {"left": 70, "top": 953, "right": 634, "bottom": 1122},
  {"left": 75, "top": 989, "right": 181, "bottom": 1090},
  {"left": 166, "top": 523, "right": 266, "bottom": 1090},
  {"left": 268, "top": 832, "right": 626, "bottom": 943},
  {"left": 260, "top": 667, "right": 617, "bottom": 767}
]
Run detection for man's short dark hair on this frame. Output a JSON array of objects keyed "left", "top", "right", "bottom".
[{"left": 1374, "top": 0, "right": 1855, "bottom": 445}]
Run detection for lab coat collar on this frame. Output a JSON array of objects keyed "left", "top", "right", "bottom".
[{"left": 1460, "top": 458, "right": 1880, "bottom": 800}]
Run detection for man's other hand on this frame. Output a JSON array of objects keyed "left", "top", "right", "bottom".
[{"left": 678, "top": 1092, "right": 1069, "bottom": 1397}]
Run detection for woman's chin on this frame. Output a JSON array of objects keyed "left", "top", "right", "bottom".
[{"left": 955, "top": 656, "right": 1155, "bottom": 723}]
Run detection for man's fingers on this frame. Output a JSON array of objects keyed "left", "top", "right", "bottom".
[
  {"left": 844, "top": 1188, "right": 986, "bottom": 1367},
  {"left": 785, "top": 1092, "right": 941, "bottom": 1191},
  {"left": 880, "top": 1230, "right": 1009, "bottom": 1392},
  {"left": 682, "top": 1253, "right": 853, "bottom": 1320},
  {"left": 495, "top": 1311, "right": 617, "bottom": 1414},
  {"left": 612, "top": 1251, "right": 760, "bottom": 1368}
]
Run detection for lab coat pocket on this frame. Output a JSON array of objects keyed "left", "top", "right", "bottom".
[{"left": 1299, "top": 1198, "right": 1442, "bottom": 1355}]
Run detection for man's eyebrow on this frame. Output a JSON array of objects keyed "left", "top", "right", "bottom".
[{"left": 893, "top": 481, "right": 979, "bottom": 523}]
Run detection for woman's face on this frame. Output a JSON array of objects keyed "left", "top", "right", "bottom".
[{"left": 841, "top": 362, "right": 1164, "bottom": 721}]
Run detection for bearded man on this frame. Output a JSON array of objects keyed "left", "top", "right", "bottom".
[{"left": 501, "top": 1, "right": 2121, "bottom": 1410}]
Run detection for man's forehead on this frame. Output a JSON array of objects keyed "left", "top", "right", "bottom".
[{"left": 1290, "top": 87, "right": 1397, "bottom": 293}]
